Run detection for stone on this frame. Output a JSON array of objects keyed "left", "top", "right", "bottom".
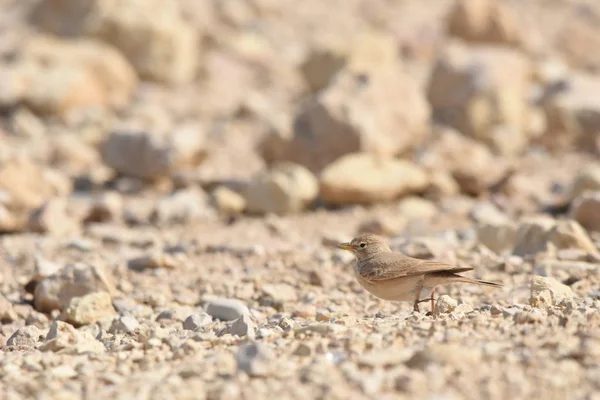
[
  {"left": 424, "top": 170, "right": 461, "bottom": 200},
  {"left": 150, "top": 187, "right": 216, "bottom": 225},
  {"left": 101, "top": 127, "right": 209, "bottom": 180},
  {"left": 570, "top": 191, "right": 600, "bottom": 232},
  {"left": 128, "top": 252, "right": 182, "bottom": 271},
  {"left": 436, "top": 295, "right": 458, "bottom": 314},
  {"left": 231, "top": 314, "right": 256, "bottom": 338},
  {"left": 530, "top": 276, "right": 574, "bottom": 308},
  {"left": 420, "top": 129, "right": 509, "bottom": 195},
  {"left": 206, "top": 298, "right": 249, "bottom": 321},
  {"left": 6, "top": 325, "right": 44, "bottom": 347},
  {"left": 236, "top": 342, "right": 275, "bottom": 377},
  {"left": 447, "top": 0, "right": 523, "bottom": 46},
  {"left": 476, "top": 218, "right": 517, "bottom": 254},
  {"left": 396, "top": 197, "right": 438, "bottom": 221},
  {"left": 34, "top": 262, "right": 115, "bottom": 312},
  {"left": 570, "top": 165, "right": 600, "bottom": 199},
  {"left": 244, "top": 163, "right": 319, "bottom": 214},
  {"left": 183, "top": 313, "right": 213, "bottom": 331},
  {"left": 42, "top": 321, "right": 105, "bottom": 354},
  {"left": 543, "top": 74, "right": 600, "bottom": 153},
  {"left": 0, "top": 158, "right": 72, "bottom": 211},
  {"left": 546, "top": 220, "right": 597, "bottom": 255},
  {"left": 261, "top": 283, "right": 298, "bottom": 303},
  {"left": 84, "top": 192, "right": 123, "bottom": 223},
  {"left": 260, "top": 64, "right": 430, "bottom": 173},
  {"left": 22, "top": 35, "right": 137, "bottom": 109},
  {"left": 59, "top": 292, "right": 116, "bottom": 327},
  {"left": 427, "top": 43, "right": 531, "bottom": 151},
  {"left": 300, "top": 31, "right": 398, "bottom": 93},
  {"left": 31, "top": 0, "right": 199, "bottom": 84},
  {"left": 27, "top": 197, "right": 79, "bottom": 236},
  {"left": 0, "top": 204, "right": 21, "bottom": 233},
  {"left": 211, "top": 186, "right": 246, "bottom": 215},
  {"left": 513, "top": 216, "right": 557, "bottom": 257},
  {"left": 0, "top": 295, "right": 17, "bottom": 322},
  {"left": 109, "top": 315, "right": 139, "bottom": 334},
  {"left": 320, "top": 153, "right": 429, "bottom": 205}
]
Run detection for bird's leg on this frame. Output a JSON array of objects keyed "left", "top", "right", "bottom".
[
  {"left": 413, "top": 279, "right": 424, "bottom": 312},
  {"left": 430, "top": 286, "right": 436, "bottom": 314}
]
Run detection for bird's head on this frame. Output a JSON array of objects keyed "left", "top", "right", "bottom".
[{"left": 337, "top": 233, "right": 391, "bottom": 260}]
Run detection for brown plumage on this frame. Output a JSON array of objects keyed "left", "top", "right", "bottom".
[{"left": 337, "top": 233, "right": 502, "bottom": 312}]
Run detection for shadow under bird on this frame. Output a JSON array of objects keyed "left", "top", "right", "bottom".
[{"left": 337, "top": 233, "right": 503, "bottom": 312}]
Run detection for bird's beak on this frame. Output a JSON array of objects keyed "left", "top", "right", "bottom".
[{"left": 337, "top": 242, "right": 354, "bottom": 252}]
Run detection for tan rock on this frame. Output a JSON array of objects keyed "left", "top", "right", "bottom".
[
  {"left": 447, "top": 0, "right": 523, "bottom": 46},
  {"left": 150, "top": 187, "right": 216, "bottom": 225},
  {"left": 0, "top": 158, "right": 72, "bottom": 211},
  {"left": 320, "top": 153, "right": 429, "bottom": 205},
  {"left": 420, "top": 129, "right": 509, "bottom": 195},
  {"left": 31, "top": 0, "right": 199, "bottom": 84},
  {"left": 34, "top": 262, "right": 115, "bottom": 312},
  {"left": 84, "top": 191, "right": 123, "bottom": 223},
  {"left": 6, "top": 325, "right": 44, "bottom": 348},
  {"left": 300, "top": 31, "right": 398, "bottom": 93},
  {"left": 557, "top": 14, "right": 600, "bottom": 72},
  {"left": 513, "top": 216, "right": 557, "bottom": 257},
  {"left": 59, "top": 292, "right": 116, "bottom": 327},
  {"left": 569, "top": 165, "right": 600, "bottom": 200},
  {"left": 436, "top": 295, "right": 458, "bottom": 314},
  {"left": 544, "top": 74, "right": 600, "bottom": 154},
  {"left": 42, "top": 320, "right": 105, "bottom": 354},
  {"left": 211, "top": 186, "right": 246, "bottom": 215},
  {"left": 427, "top": 43, "right": 531, "bottom": 152},
  {"left": 261, "top": 63, "right": 430, "bottom": 173},
  {"left": 27, "top": 197, "right": 80, "bottom": 236},
  {"left": 23, "top": 35, "right": 137, "bottom": 109},
  {"left": 244, "top": 163, "right": 318, "bottom": 214},
  {"left": 570, "top": 191, "right": 600, "bottom": 232},
  {"left": 101, "top": 126, "right": 209, "bottom": 180},
  {"left": 477, "top": 217, "right": 517, "bottom": 254},
  {"left": 546, "top": 220, "right": 598, "bottom": 255},
  {"left": 530, "top": 276, "right": 574, "bottom": 308}
]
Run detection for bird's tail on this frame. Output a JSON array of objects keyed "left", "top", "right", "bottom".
[
  {"left": 451, "top": 274, "right": 503, "bottom": 288},
  {"left": 429, "top": 271, "right": 503, "bottom": 288}
]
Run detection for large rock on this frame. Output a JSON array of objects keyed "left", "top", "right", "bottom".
[
  {"left": 244, "top": 163, "right": 319, "bottom": 214},
  {"left": 27, "top": 197, "right": 80, "bottom": 236},
  {"left": 150, "top": 187, "right": 216, "bottom": 225},
  {"left": 34, "top": 262, "right": 115, "bottom": 312},
  {"left": 0, "top": 158, "right": 72, "bottom": 212},
  {"left": 41, "top": 320, "right": 105, "bottom": 354},
  {"left": 546, "top": 220, "right": 598, "bottom": 255},
  {"left": 419, "top": 129, "right": 509, "bottom": 195},
  {"left": 6, "top": 325, "right": 45, "bottom": 348},
  {"left": 319, "top": 153, "right": 429, "bottom": 205},
  {"left": 476, "top": 217, "right": 517, "bottom": 254},
  {"left": 513, "top": 216, "right": 557, "bottom": 257},
  {"left": 300, "top": 31, "right": 399, "bottom": 93},
  {"left": 22, "top": 35, "right": 137, "bottom": 109},
  {"left": 427, "top": 43, "right": 531, "bottom": 154},
  {"left": 31, "top": 0, "right": 199, "bottom": 84},
  {"left": 59, "top": 292, "right": 116, "bottom": 327},
  {"left": 205, "top": 298, "right": 249, "bottom": 321},
  {"left": 260, "top": 63, "right": 430, "bottom": 173},
  {"left": 569, "top": 165, "right": 600, "bottom": 200},
  {"left": 570, "top": 191, "right": 600, "bottom": 232},
  {"left": 530, "top": 276, "right": 574, "bottom": 308},
  {"left": 446, "top": 0, "right": 523, "bottom": 46},
  {"left": 101, "top": 126, "right": 209, "bottom": 180},
  {"left": 543, "top": 74, "right": 600, "bottom": 153}
]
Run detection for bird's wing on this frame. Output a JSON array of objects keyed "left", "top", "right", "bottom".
[{"left": 358, "top": 253, "right": 467, "bottom": 281}]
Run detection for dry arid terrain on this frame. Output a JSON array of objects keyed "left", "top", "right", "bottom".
[{"left": 0, "top": 0, "right": 600, "bottom": 399}]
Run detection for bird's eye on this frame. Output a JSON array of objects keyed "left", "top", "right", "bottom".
[{"left": 359, "top": 243, "right": 366, "bottom": 248}]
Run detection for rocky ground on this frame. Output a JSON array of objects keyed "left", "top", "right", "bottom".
[{"left": 1, "top": 0, "right": 600, "bottom": 399}]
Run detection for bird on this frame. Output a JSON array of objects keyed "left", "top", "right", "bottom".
[{"left": 336, "top": 233, "right": 502, "bottom": 313}]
